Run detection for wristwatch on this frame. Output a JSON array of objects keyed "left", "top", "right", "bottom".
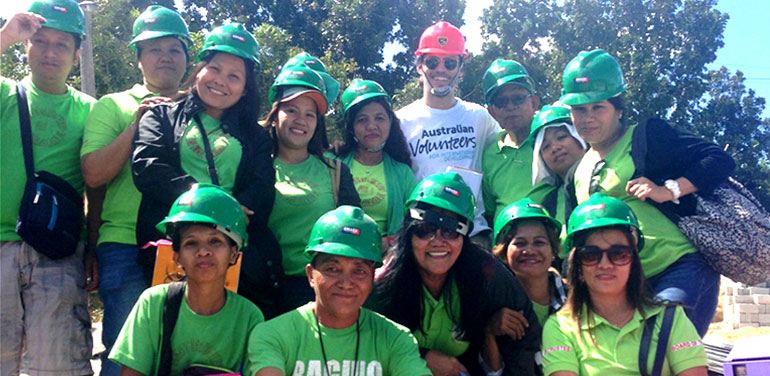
[{"left": 664, "top": 179, "right": 681, "bottom": 204}]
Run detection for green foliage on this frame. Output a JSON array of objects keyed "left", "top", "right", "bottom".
[{"left": 0, "top": 41, "right": 28, "bottom": 81}]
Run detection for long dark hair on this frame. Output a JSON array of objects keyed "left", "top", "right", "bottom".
[
  {"left": 180, "top": 52, "right": 261, "bottom": 129},
  {"left": 491, "top": 218, "right": 561, "bottom": 263},
  {"left": 373, "top": 214, "right": 495, "bottom": 345},
  {"left": 338, "top": 97, "right": 412, "bottom": 168},
  {"left": 564, "top": 225, "right": 659, "bottom": 344},
  {"left": 263, "top": 99, "right": 330, "bottom": 161}
]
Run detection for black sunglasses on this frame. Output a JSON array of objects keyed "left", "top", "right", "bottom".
[
  {"left": 411, "top": 222, "right": 461, "bottom": 240},
  {"left": 589, "top": 159, "right": 607, "bottom": 195},
  {"left": 424, "top": 57, "right": 459, "bottom": 71},
  {"left": 576, "top": 245, "right": 633, "bottom": 266},
  {"left": 491, "top": 93, "right": 532, "bottom": 108},
  {"left": 408, "top": 208, "right": 469, "bottom": 240}
]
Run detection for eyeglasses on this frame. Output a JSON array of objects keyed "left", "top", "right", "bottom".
[
  {"left": 576, "top": 245, "right": 633, "bottom": 266},
  {"left": 491, "top": 93, "right": 532, "bottom": 108},
  {"left": 424, "top": 57, "right": 460, "bottom": 71},
  {"left": 411, "top": 222, "right": 461, "bottom": 240},
  {"left": 589, "top": 159, "right": 606, "bottom": 194}
]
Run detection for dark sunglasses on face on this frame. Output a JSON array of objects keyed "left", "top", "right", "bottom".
[
  {"left": 491, "top": 93, "right": 532, "bottom": 108},
  {"left": 576, "top": 244, "right": 634, "bottom": 266},
  {"left": 411, "top": 222, "right": 461, "bottom": 240},
  {"left": 424, "top": 57, "right": 459, "bottom": 71},
  {"left": 408, "top": 208, "right": 469, "bottom": 240}
]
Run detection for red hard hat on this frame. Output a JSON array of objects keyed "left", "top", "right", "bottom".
[{"left": 415, "top": 21, "right": 468, "bottom": 57}]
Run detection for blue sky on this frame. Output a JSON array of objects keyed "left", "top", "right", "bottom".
[{"left": 2, "top": 1, "right": 767, "bottom": 118}]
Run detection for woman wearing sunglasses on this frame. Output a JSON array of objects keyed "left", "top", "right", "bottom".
[
  {"left": 372, "top": 172, "right": 541, "bottom": 376},
  {"left": 559, "top": 49, "right": 734, "bottom": 337},
  {"left": 492, "top": 198, "right": 567, "bottom": 328},
  {"left": 542, "top": 193, "right": 707, "bottom": 376},
  {"left": 263, "top": 63, "right": 360, "bottom": 316},
  {"left": 337, "top": 79, "right": 417, "bottom": 250},
  {"left": 131, "top": 24, "right": 275, "bottom": 285}
]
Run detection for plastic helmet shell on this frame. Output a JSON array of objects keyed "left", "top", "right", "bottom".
[
  {"left": 566, "top": 193, "right": 643, "bottom": 249},
  {"left": 197, "top": 23, "right": 261, "bottom": 66},
  {"left": 156, "top": 184, "right": 248, "bottom": 250},
  {"left": 268, "top": 65, "right": 328, "bottom": 111},
  {"left": 304, "top": 205, "right": 383, "bottom": 266},
  {"left": 482, "top": 59, "right": 535, "bottom": 105},
  {"left": 341, "top": 78, "right": 391, "bottom": 116},
  {"left": 28, "top": 0, "right": 85, "bottom": 36},
  {"left": 528, "top": 104, "right": 572, "bottom": 143},
  {"left": 405, "top": 172, "right": 476, "bottom": 225},
  {"left": 129, "top": 5, "right": 191, "bottom": 52},
  {"left": 282, "top": 52, "right": 340, "bottom": 112},
  {"left": 560, "top": 49, "right": 626, "bottom": 106},
  {"left": 493, "top": 198, "right": 562, "bottom": 245},
  {"left": 415, "top": 21, "right": 468, "bottom": 57}
]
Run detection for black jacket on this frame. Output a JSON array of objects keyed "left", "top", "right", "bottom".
[{"left": 131, "top": 92, "right": 279, "bottom": 284}]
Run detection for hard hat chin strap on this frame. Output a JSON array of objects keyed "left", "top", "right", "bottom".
[
  {"left": 353, "top": 136, "right": 387, "bottom": 152},
  {"left": 426, "top": 61, "right": 464, "bottom": 98}
]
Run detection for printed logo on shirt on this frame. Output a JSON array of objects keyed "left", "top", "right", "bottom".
[
  {"left": 542, "top": 346, "right": 572, "bottom": 356},
  {"left": 185, "top": 126, "right": 229, "bottom": 158},
  {"left": 31, "top": 108, "right": 67, "bottom": 147},
  {"left": 292, "top": 360, "right": 382, "bottom": 376},
  {"left": 408, "top": 124, "right": 476, "bottom": 162},
  {"left": 670, "top": 339, "right": 703, "bottom": 352},
  {"left": 353, "top": 177, "right": 385, "bottom": 207}
]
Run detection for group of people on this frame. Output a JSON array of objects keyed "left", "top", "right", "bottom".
[{"left": 1, "top": 0, "right": 736, "bottom": 375}]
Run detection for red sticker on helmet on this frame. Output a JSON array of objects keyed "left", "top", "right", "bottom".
[
  {"left": 443, "top": 186, "right": 460, "bottom": 197},
  {"left": 575, "top": 77, "right": 589, "bottom": 83},
  {"left": 437, "top": 37, "right": 448, "bottom": 46},
  {"left": 231, "top": 34, "right": 246, "bottom": 43},
  {"left": 52, "top": 5, "right": 68, "bottom": 13},
  {"left": 144, "top": 18, "right": 157, "bottom": 24},
  {"left": 342, "top": 226, "right": 361, "bottom": 236},
  {"left": 178, "top": 194, "right": 194, "bottom": 206},
  {"left": 580, "top": 203, "right": 605, "bottom": 213},
  {"left": 527, "top": 203, "right": 543, "bottom": 210},
  {"left": 492, "top": 66, "right": 506, "bottom": 73}
]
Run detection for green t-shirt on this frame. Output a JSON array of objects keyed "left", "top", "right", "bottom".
[
  {"left": 532, "top": 302, "right": 551, "bottom": 328},
  {"left": 573, "top": 125, "right": 695, "bottom": 277},
  {"left": 350, "top": 159, "right": 389, "bottom": 235},
  {"left": 482, "top": 131, "right": 534, "bottom": 225},
  {"left": 413, "top": 281, "right": 470, "bottom": 357},
  {"left": 81, "top": 84, "right": 156, "bottom": 245},
  {"left": 0, "top": 77, "right": 95, "bottom": 241},
  {"left": 180, "top": 113, "right": 242, "bottom": 193},
  {"left": 269, "top": 156, "right": 336, "bottom": 276},
  {"left": 109, "top": 284, "right": 264, "bottom": 376},
  {"left": 542, "top": 305, "right": 706, "bottom": 376},
  {"left": 247, "top": 302, "right": 430, "bottom": 376}
]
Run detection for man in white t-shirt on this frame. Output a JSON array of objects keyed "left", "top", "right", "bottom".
[{"left": 396, "top": 21, "right": 500, "bottom": 245}]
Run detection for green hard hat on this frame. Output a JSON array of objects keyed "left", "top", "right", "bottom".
[
  {"left": 197, "top": 23, "right": 260, "bottom": 66},
  {"left": 406, "top": 172, "right": 476, "bottom": 225},
  {"left": 341, "top": 78, "right": 391, "bottom": 116},
  {"left": 482, "top": 59, "right": 535, "bottom": 106},
  {"left": 156, "top": 184, "right": 248, "bottom": 250},
  {"left": 282, "top": 52, "right": 340, "bottom": 111},
  {"left": 566, "top": 193, "right": 643, "bottom": 248},
  {"left": 268, "top": 65, "right": 327, "bottom": 109},
  {"left": 493, "top": 198, "right": 562, "bottom": 245},
  {"left": 28, "top": 0, "right": 85, "bottom": 37},
  {"left": 305, "top": 205, "right": 383, "bottom": 266},
  {"left": 528, "top": 104, "right": 572, "bottom": 143},
  {"left": 560, "top": 49, "right": 626, "bottom": 106},
  {"left": 129, "top": 5, "right": 191, "bottom": 52}
]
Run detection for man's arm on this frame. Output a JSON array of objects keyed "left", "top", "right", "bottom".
[{"left": 0, "top": 13, "right": 44, "bottom": 53}]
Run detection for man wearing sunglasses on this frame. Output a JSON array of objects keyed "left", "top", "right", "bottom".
[
  {"left": 481, "top": 59, "right": 541, "bottom": 225},
  {"left": 396, "top": 21, "right": 501, "bottom": 246}
]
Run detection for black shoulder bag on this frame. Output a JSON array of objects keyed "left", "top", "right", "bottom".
[
  {"left": 638, "top": 304, "right": 676, "bottom": 376},
  {"left": 15, "top": 82, "right": 84, "bottom": 259}
]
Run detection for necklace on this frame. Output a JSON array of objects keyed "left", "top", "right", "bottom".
[{"left": 316, "top": 311, "right": 360, "bottom": 376}]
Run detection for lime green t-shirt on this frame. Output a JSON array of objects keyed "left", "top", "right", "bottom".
[
  {"left": 542, "top": 305, "right": 706, "bottom": 376},
  {"left": 269, "top": 156, "right": 336, "bottom": 276},
  {"left": 81, "top": 84, "right": 156, "bottom": 245},
  {"left": 109, "top": 284, "right": 264, "bottom": 376},
  {"left": 573, "top": 125, "right": 696, "bottom": 277},
  {"left": 0, "top": 77, "right": 95, "bottom": 241},
  {"left": 247, "top": 302, "right": 431, "bottom": 376},
  {"left": 482, "top": 131, "right": 534, "bottom": 224},
  {"left": 180, "top": 113, "right": 242, "bottom": 193},
  {"left": 532, "top": 302, "right": 551, "bottom": 328},
  {"left": 350, "top": 159, "right": 389, "bottom": 235},
  {"left": 413, "top": 281, "right": 470, "bottom": 357}
]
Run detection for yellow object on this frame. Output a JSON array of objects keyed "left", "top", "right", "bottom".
[{"left": 151, "top": 242, "right": 241, "bottom": 292}]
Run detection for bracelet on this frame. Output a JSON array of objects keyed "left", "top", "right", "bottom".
[{"left": 664, "top": 179, "right": 681, "bottom": 204}]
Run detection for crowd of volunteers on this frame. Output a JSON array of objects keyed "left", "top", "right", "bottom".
[{"left": 2, "top": 0, "right": 736, "bottom": 375}]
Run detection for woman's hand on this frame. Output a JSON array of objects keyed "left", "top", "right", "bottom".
[
  {"left": 133, "top": 97, "right": 173, "bottom": 127},
  {"left": 424, "top": 350, "right": 469, "bottom": 376},
  {"left": 486, "top": 307, "right": 529, "bottom": 340},
  {"left": 625, "top": 177, "right": 672, "bottom": 203}
]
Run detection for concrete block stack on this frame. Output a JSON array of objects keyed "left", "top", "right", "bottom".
[{"left": 720, "top": 277, "right": 770, "bottom": 329}]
